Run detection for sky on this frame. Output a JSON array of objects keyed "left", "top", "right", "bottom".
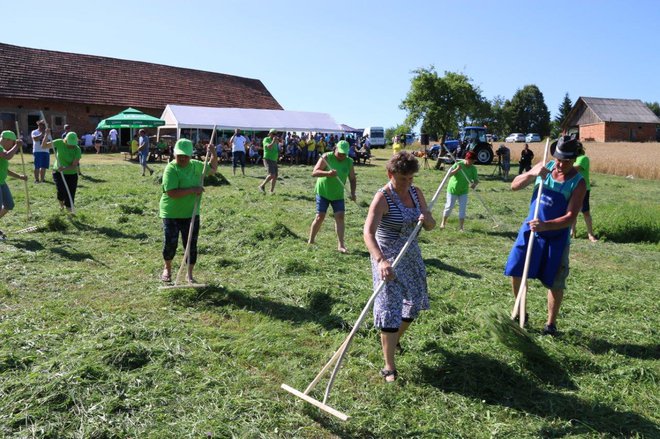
[{"left": 4, "top": 0, "right": 660, "bottom": 132}]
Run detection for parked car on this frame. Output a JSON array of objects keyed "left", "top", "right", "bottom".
[
  {"left": 505, "top": 133, "right": 526, "bottom": 142},
  {"left": 525, "top": 133, "right": 541, "bottom": 142}
]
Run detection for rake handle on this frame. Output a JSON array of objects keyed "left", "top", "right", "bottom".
[
  {"left": 14, "top": 121, "right": 31, "bottom": 222},
  {"left": 511, "top": 138, "right": 550, "bottom": 327},
  {"left": 321, "top": 165, "right": 454, "bottom": 403},
  {"left": 174, "top": 126, "right": 216, "bottom": 285}
]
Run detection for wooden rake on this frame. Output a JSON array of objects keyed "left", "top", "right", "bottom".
[
  {"left": 41, "top": 111, "right": 75, "bottom": 214},
  {"left": 160, "top": 127, "right": 216, "bottom": 291},
  {"left": 510, "top": 138, "right": 550, "bottom": 328},
  {"left": 444, "top": 147, "right": 501, "bottom": 229},
  {"left": 14, "top": 121, "right": 31, "bottom": 223},
  {"left": 281, "top": 165, "right": 454, "bottom": 420}
]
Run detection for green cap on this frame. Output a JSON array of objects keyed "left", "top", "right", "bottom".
[
  {"left": 1, "top": 130, "right": 17, "bottom": 141},
  {"left": 336, "top": 140, "right": 350, "bottom": 155},
  {"left": 65, "top": 132, "right": 79, "bottom": 146},
  {"left": 268, "top": 129, "right": 277, "bottom": 135},
  {"left": 174, "top": 138, "right": 193, "bottom": 156}
]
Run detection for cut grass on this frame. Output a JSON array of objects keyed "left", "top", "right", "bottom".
[{"left": 1, "top": 151, "right": 658, "bottom": 437}]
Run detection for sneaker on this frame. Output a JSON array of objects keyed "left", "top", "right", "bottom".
[{"left": 542, "top": 323, "right": 558, "bottom": 336}]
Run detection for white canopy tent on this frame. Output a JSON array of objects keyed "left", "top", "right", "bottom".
[{"left": 158, "top": 105, "right": 347, "bottom": 140}]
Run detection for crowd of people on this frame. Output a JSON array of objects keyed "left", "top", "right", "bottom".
[{"left": 0, "top": 119, "right": 599, "bottom": 383}]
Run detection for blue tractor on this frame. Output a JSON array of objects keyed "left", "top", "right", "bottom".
[{"left": 429, "top": 126, "right": 494, "bottom": 165}]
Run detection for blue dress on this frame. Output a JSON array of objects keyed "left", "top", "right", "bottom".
[
  {"left": 372, "top": 183, "right": 429, "bottom": 329},
  {"left": 505, "top": 161, "right": 583, "bottom": 288}
]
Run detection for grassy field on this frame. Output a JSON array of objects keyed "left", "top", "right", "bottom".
[
  {"left": 491, "top": 141, "right": 660, "bottom": 180},
  {"left": 1, "top": 149, "right": 659, "bottom": 438}
]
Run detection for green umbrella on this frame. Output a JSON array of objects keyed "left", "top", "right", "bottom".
[{"left": 96, "top": 107, "right": 165, "bottom": 129}]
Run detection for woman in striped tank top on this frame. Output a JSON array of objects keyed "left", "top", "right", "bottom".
[{"left": 363, "top": 152, "right": 436, "bottom": 382}]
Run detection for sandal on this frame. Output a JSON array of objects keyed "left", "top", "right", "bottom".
[
  {"left": 160, "top": 272, "right": 171, "bottom": 282},
  {"left": 380, "top": 368, "right": 398, "bottom": 382}
]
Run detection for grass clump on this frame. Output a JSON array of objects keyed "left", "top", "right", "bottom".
[
  {"left": 118, "top": 204, "right": 144, "bottom": 215},
  {"left": 250, "top": 221, "right": 298, "bottom": 241},
  {"left": 595, "top": 202, "right": 660, "bottom": 243},
  {"left": 204, "top": 172, "right": 230, "bottom": 186},
  {"left": 45, "top": 214, "right": 69, "bottom": 232}
]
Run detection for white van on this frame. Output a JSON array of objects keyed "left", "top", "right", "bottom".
[{"left": 363, "top": 127, "right": 385, "bottom": 148}]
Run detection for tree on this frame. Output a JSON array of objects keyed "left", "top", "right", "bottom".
[
  {"left": 400, "top": 67, "right": 485, "bottom": 144},
  {"left": 385, "top": 124, "right": 409, "bottom": 145},
  {"left": 646, "top": 101, "right": 660, "bottom": 117},
  {"left": 503, "top": 85, "right": 551, "bottom": 136},
  {"left": 479, "top": 96, "right": 507, "bottom": 138},
  {"left": 551, "top": 93, "right": 573, "bottom": 138},
  {"left": 555, "top": 93, "right": 573, "bottom": 125}
]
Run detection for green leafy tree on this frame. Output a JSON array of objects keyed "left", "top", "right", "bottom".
[
  {"left": 385, "top": 124, "right": 409, "bottom": 145},
  {"left": 400, "top": 67, "right": 485, "bottom": 144},
  {"left": 503, "top": 85, "right": 551, "bottom": 136},
  {"left": 645, "top": 101, "right": 660, "bottom": 117},
  {"left": 479, "top": 95, "right": 507, "bottom": 138}
]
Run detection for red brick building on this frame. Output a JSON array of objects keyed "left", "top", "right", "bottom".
[
  {"left": 0, "top": 43, "right": 282, "bottom": 146},
  {"left": 562, "top": 97, "right": 660, "bottom": 142}
]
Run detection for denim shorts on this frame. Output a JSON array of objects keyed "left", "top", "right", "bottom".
[
  {"left": 33, "top": 151, "right": 50, "bottom": 169},
  {"left": 0, "top": 183, "right": 15, "bottom": 210},
  {"left": 316, "top": 194, "right": 345, "bottom": 214}
]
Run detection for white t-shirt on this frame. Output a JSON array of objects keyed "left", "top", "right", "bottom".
[
  {"left": 109, "top": 129, "right": 118, "bottom": 142},
  {"left": 231, "top": 134, "right": 247, "bottom": 153},
  {"left": 31, "top": 128, "right": 52, "bottom": 153},
  {"left": 83, "top": 134, "right": 94, "bottom": 147}
]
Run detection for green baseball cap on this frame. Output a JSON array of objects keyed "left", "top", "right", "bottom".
[
  {"left": 174, "top": 138, "right": 193, "bottom": 156},
  {"left": 65, "top": 132, "right": 79, "bottom": 146},
  {"left": 336, "top": 140, "right": 350, "bottom": 155},
  {"left": 268, "top": 129, "right": 277, "bottom": 135},
  {"left": 1, "top": 130, "right": 17, "bottom": 141}
]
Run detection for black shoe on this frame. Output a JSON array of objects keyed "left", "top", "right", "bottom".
[
  {"left": 542, "top": 323, "right": 558, "bottom": 336},
  {"left": 0, "top": 230, "right": 6, "bottom": 240}
]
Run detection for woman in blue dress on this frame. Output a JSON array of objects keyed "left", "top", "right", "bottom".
[
  {"left": 505, "top": 136, "right": 586, "bottom": 336},
  {"left": 364, "top": 151, "right": 436, "bottom": 381}
]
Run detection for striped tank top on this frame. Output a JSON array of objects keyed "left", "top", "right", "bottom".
[{"left": 376, "top": 183, "right": 421, "bottom": 242}]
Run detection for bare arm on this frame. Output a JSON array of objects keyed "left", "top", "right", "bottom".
[
  {"left": 0, "top": 140, "right": 21, "bottom": 160},
  {"left": 348, "top": 164, "right": 357, "bottom": 200},
  {"left": 414, "top": 187, "right": 436, "bottom": 231},
  {"left": 311, "top": 155, "right": 335, "bottom": 177},
  {"left": 363, "top": 192, "right": 394, "bottom": 281},
  {"left": 206, "top": 143, "right": 218, "bottom": 175},
  {"left": 511, "top": 162, "right": 549, "bottom": 191},
  {"left": 7, "top": 169, "right": 27, "bottom": 181}
]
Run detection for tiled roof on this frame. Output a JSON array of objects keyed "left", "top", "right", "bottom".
[
  {"left": 580, "top": 97, "right": 660, "bottom": 124},
  {"left": 0, "top": 43, "right": 282, "bottom": 110}
]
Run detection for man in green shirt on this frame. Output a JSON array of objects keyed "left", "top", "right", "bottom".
[
  {"left": 308, "top": 140, "right": 356, "bottom": 253},
  {"left": 572, "top": 150, "right": 598, "bottom": 242},
  {"left": 0, "top": 130, "right": 28, "bottom": 239},
  {"left": 258, "top": 129, "right": 280, "bottom": 194},
  {"left": 440, "top": 151, "right": 479, "bottom": 231}
]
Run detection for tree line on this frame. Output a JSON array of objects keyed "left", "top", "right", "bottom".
[{"left": 394, "top": 65, "right": 658, "bottom": 144}]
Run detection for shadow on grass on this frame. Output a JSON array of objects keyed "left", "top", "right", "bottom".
[
  {"left": 279, "top": 193, "right": 316, "bottom": 202},
  {"left": 69, "top": 218, "right": 148, "bottom": 240},
  {"left": 424, "top": 258, "right": 481, "bottom": 279},
  {"left": 167, "top": 285, "right": 347, "bottom": 331},
  {"left": 8, "top": 239, "right": 45, "bottom": 252},
  {"left": 80, "top": 174, "right": 106, "bottom": 183},
  {"left": 587, "top": 339, "right": 660, "bottom": 360},
  {"left": 418, "top": 345, "right": 658, "bottom": 437},
  {"left": 51, "top": 246, "right": 107, "bottom": 266},
  {"left": 484, "top": 229, "right": 518, "bottom": 241}
]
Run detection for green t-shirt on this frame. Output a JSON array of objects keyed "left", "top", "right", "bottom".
[
  {"left": 0, "top": 146, "right": 8, "bottom": 185},
  {"left": 159, "top": 160, "right": 209, "bottom": 218},
  {"left": 575, "top": 155, "right": 590, "bottom": 190},
  {"left": 262, "top": 136, "right": 279, "bottom": 161},
  {"left": 314, "top": 153, "right": 354, "bottom": 201},
  {"left": 447, "top": 160, "right": 478, "bottom": 195},
  {"left": 53, "top": 144, "right": 82, "bottom": 175}
]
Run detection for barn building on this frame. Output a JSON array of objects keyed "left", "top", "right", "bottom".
[
  {"left": 0, "top": 43, "right": 282, "bottom": 146},
  {"left": 562, "top": 97, "right": 660, "bottom": 142}
]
